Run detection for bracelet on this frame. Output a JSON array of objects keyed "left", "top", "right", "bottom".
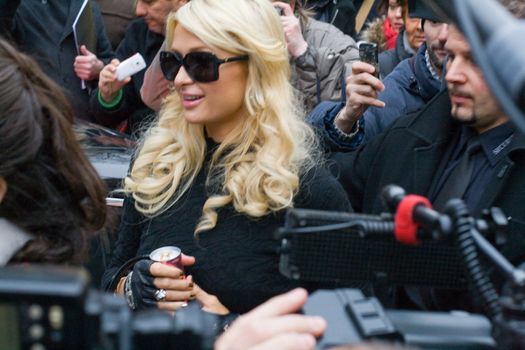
[
  {"left": 333, "top": 111, "right": 361, "bottom": 142},
  {"left": 215, "top": 313, "right": 239, "bottom": 334},
  {"left": 124, "top": 271, "right": 136, "bottom": 310},
  {"left": 98, "top": 89, "right": 123, "bottom": 109}
]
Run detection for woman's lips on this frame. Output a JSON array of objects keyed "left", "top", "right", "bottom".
[{"left": 181, "top": 94, "right": 204, "bottom": 108}]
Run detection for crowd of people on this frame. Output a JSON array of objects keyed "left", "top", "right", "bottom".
[{"left": 1, "top": 0, "right": 525, "bottom": 349}]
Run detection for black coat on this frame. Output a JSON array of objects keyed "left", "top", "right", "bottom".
[
  {"left": 334, "top": 90, "right": 525, "bottom": 265},
  {"left": 0, "top": 0, "right": 114, "bottom": 121}
]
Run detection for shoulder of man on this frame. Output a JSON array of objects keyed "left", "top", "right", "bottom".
[{"left": 388, "top": 89, "right": 452, "bottom": 136}]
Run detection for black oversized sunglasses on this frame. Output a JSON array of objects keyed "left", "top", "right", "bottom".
[{"left": 159, "top": 51, "right": 249, "bottom": 83}]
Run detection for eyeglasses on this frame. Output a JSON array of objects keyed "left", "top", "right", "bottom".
[{"left": 159, "top": 51, "right": 249, "bottom": 83}]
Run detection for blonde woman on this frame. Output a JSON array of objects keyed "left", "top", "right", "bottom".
[{"left": 102, "top": 0, "right": 350, "bottom": 314}]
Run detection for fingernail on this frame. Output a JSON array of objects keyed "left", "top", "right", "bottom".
[
  {"left": 182, "top": 302, "right": 188, "bottom": 307},
  {"left": 298, "top": 335, "right": 315, "bottom": 348},
  {"left": 289, "top": 287, "right": 307, "bottom": 298},
  {"left": 309, "top": 317, "right": 326, "bottom": 331}
]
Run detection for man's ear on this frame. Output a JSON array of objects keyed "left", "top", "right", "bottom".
[
  {"left": 290, "top": 0, "right": 296, "bottom": 12},
  {"left": 0, "top": 177, "right": 7, "bottom": 203}
]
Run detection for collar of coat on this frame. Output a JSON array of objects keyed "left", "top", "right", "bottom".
[{"left": 394, "top": 89, "right": 525, "bottom": 157}]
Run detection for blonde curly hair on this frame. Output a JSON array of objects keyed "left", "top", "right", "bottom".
[{"left": 125, "top": 0, "right": 318, "bottom": 234}]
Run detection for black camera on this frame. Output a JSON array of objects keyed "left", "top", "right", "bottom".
[{"left": 0, "top": 265, "right": 219, "bottom": 350}]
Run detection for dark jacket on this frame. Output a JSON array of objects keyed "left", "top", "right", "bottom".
[
  {"left": 379, "top": 29, "right": 414, "bottom": 77},
  {"left": 308, "top": 43, "right": 441, "bottom": 151},
  {"left": 334, "top": 90, "right": 525, "bottom": 266},
  {"left": 90, "top": 19, "right": 164, "bottom": 136},
  {"left": 0, "top": 0, "right": 114, "bottom": 121},
  {"left": 310, "top": 0, "right": 357, "bottom": 38}
]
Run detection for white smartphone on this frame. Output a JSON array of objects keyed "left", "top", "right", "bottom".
[{"left": 116, "top": 53, "right": 147, "bottom": 81}]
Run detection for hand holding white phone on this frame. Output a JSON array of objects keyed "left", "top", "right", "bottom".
[{"left": 116, "top": 53, "right": 147, "bottom": 81}]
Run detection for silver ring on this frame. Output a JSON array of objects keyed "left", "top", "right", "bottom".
[{"left": 154, "top": 288, "right": 167, "bottom": 301}]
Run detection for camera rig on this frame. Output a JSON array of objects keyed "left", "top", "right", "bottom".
[
  {"left": 277, "top": 185, "right": 525, "bottom": 349},
  {"left": 0, "top": 265, "right": 218, "bottom": 350}
]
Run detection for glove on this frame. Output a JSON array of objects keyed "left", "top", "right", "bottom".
[{"left": 124, "top": 259, "right": 157, "bottom": 310}]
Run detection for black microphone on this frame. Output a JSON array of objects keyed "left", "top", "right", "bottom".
[{"left": 381, "top": 185, "right": 453, "bottom": 244}]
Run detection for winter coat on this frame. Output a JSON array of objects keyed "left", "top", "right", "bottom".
[
  {"left": 360, "top": 17, "right": 389, "bottom": 53},
  {"left": 0, "top": 0, "right": 114, "bottom": 121},
  {"left": 292, "top": 17, "right": 359, "bottom": 113},
  {"left": 334, "top": 89, "right": 525, "bottom": 273}
]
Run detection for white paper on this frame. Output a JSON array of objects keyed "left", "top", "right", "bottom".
[{"left": 72, "top": 0, "right": 90, "bottom": 89}]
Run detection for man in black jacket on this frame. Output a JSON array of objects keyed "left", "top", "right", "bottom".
[
  {"left": 90, "top": 0, "right": 187, "bottom": 137},
  {"left": 334, "top": 24, "right": 525, "bottom": 311},
  {"left": 0, "top": 0, "right": 114, "bottom": 121}
]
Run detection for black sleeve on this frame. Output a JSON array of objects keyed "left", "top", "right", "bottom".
[
  {"left": 295, "top": 163, "right": 353, "bottom": 213},
  {"left": 0, "top": 0, "right": 20, "bottom": 39},
  {"left": 89, "top": 27, "right": 141, "bottom": 128},
  {"left": 101, "top": 197, "right": 144, "bottom": 290},
  {"left": 92, "top": 1, "right": 114, "bottom": 64},
  {"left": 90, "top": 83, "right": 144, "bottom": 128},
  {"left": 330, "top": 124, "right": 391, "bottom": 213}
]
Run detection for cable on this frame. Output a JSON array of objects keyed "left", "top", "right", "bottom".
[{"left": 446, "top": 199, "right": 502, "bottom": 320}]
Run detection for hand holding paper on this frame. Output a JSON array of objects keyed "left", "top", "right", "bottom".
[{"left": 74, "top": 45, "right": 104, "bottom": 81}]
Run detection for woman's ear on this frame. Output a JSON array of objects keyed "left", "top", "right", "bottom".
[{"left": 0, "top": 177, "right": 6, "bottom": 203}]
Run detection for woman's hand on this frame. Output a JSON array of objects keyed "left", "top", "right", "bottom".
[
  {"left": 150, "top": 260, "right": 195, "bottom": 311},
  {"left": 128, "top": 254, "right": 196, "bottom": 311},
  {"left": 98, "top": 59, "right": 131, "bottom": 104},
  {"left": 192, "top": 278, "right": 230, "bottom": 315}
]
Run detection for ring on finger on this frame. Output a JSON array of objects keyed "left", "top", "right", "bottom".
[{"left": 154, "top": 288, "right": 167, "bottom": 301}]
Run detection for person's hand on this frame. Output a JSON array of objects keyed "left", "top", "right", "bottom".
[
  {"left": 140, "top": 51, "right": 170, "bottom": 112},
  {"left": 98, "top": 59, "right": 131, "bottom": 103},
  {"left": 74, "top": 45, "right": 104, "bottom": 81},
  {"left": 128, "top": 254, "right": 196, "bottom": 311},
  {"left": 273, "top": 2, "right": 308, "bottom": 58},
  {"left": 335, "top": 61, "right": 386, "bottom": 133},
  {"left": 214, "top": 288, "right": 326, "bottom": 350},
  {"left": 191, "top": 279, "right": 230, "bottom": 315}
]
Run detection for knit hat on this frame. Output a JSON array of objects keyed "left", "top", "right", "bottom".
[{"left": 408, "top": 0, "right": 451, "bottom": 22}]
